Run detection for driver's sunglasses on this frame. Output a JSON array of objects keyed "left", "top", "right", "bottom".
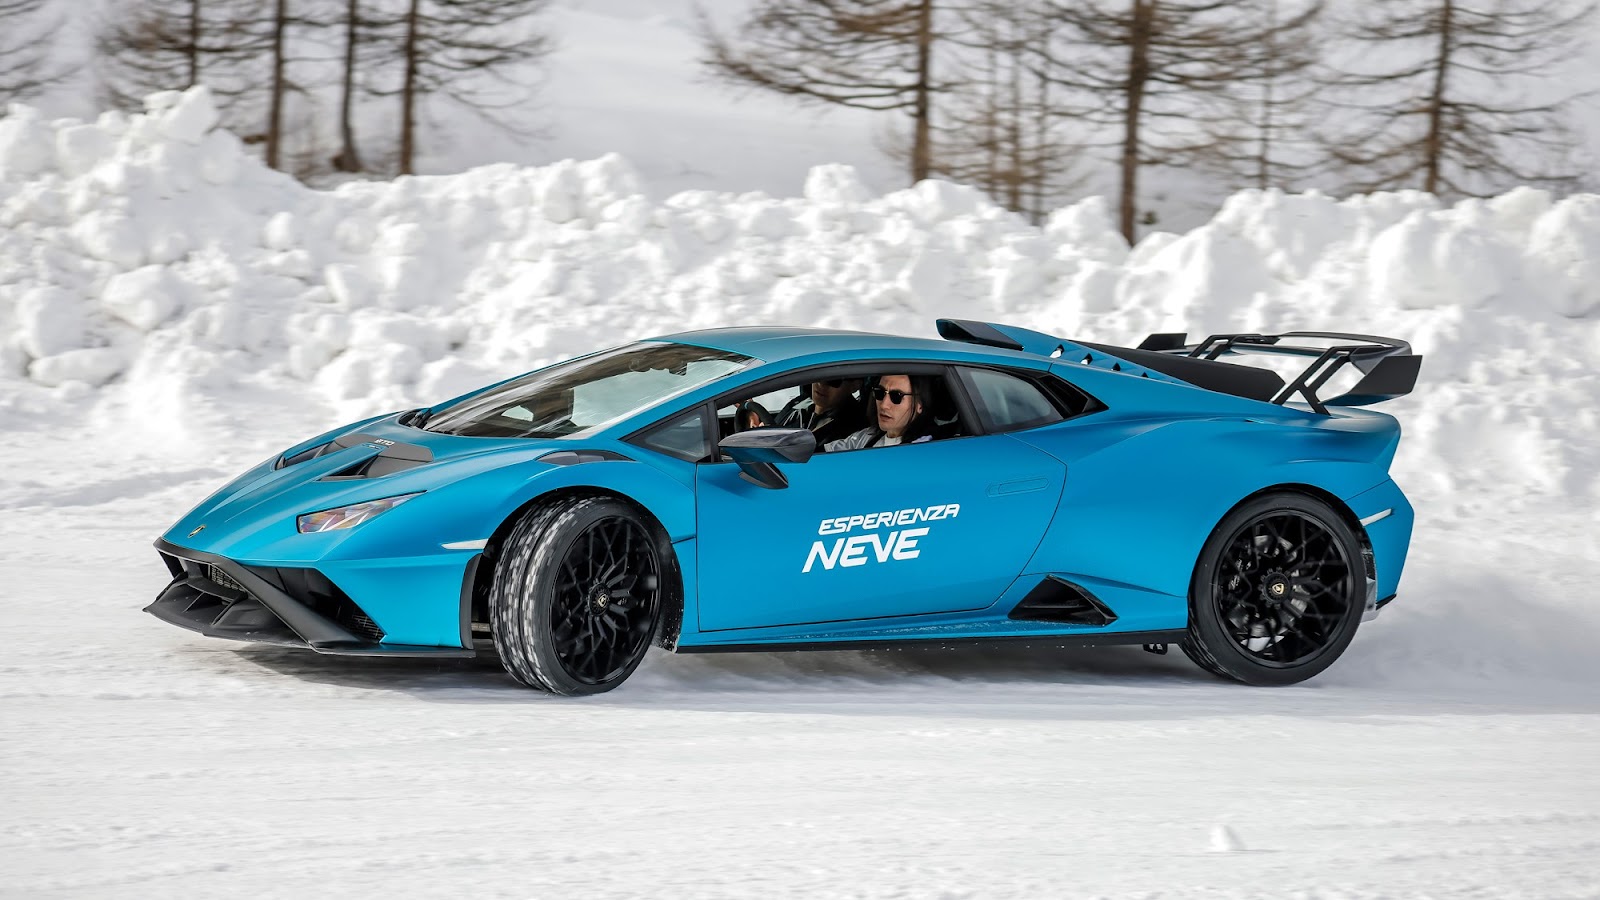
[
  {"left": 871, "top": 387, "right": 915, "bottom": 405},
  {"left": 819, "top": 378, "right": 846, "bottom": 388}
]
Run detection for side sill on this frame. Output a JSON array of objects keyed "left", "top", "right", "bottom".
[
  {"left": 674, "top": 629, "right": 1188, "bottom": 654},
  {"left": 309, "top": 643, "right": 477, "bottom": 658}
]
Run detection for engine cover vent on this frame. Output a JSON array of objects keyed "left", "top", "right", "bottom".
[{"left": 1009, "top": 576, "right": 1118, "bottom": 626}]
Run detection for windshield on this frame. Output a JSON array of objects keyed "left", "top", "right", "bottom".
[{"left": 423, "top": 342, "right": 753, "bottom": 438}]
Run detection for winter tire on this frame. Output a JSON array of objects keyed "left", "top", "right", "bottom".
[
  {"left": 1181, "top": 493, "right": 1364, "bottom": 686},
  {"left": 491, "top": 496, "right": 666, "bottom": 695}
]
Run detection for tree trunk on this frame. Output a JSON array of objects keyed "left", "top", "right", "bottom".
[
  {"left": 911, "top": 0, "right": 933, "bottom": 183},
  {"left": 1119, "top": 0, "right": 1153, "bottom": 244},
  {"left": 334, "top": 0, "right": 363, "bottom": 172},
  {"left": 1257, "top": 0, "right": 1276, "bottom": 190},
  {"left": 186, "top": 0, "right": 200, "bottom": 88},
  {"left": 1031, "top": 39, "right": 1049, "bottom": 224},
  {"left": 981, "top": 34, "right": 998, "bottom": 197},
  {"left": 266, "top": 0, "right": 288, "bottom": 170},
  {"left": 1006, "top": 26, "right": 1023, "bottom": 211},
  {"left": 1257, "top": 73, "right": 1273, "bottom": 190},
  {"left": 399, "top": 0, "right": 421, "bottom": 175},
  {"left": 1423, "top": 0, "right": 1453, "bottom": 194}
]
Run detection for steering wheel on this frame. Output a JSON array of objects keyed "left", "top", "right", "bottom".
[{"left": 735, "top": 400, "right": 775, "bottom": 432}]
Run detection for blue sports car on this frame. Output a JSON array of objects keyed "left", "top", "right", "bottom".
[{"left": 148, "top": 320, "right": 1421, "bottom": 694}]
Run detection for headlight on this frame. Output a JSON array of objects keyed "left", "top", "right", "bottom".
[{"left": 297, "top": 493, "right": 420, "bottom": 534}]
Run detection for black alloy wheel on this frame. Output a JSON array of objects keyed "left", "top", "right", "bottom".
[
  {"left": 1182, "top": 493, "right": 1365, "bottom": 686},
  {"left": 491, "top": 496, "right": 667, "bottom": 695}
]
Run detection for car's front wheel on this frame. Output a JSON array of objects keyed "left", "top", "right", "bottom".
[
  {"left": 1181, "top": 493, "right": 1365, "bottom": 686},
  {"left": 491, "top": 496, "right": 664, "bottom": 695}
]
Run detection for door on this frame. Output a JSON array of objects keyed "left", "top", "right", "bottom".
[{"left": 694, "top": 434, "right": 1066, "bottom": 631}]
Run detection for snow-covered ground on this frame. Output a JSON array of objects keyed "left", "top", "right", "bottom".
[{"left": 2, "top": 91, "right": 1599, "bottom": 897}]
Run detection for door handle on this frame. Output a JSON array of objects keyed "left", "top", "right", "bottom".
[{"left": 987, "top": 476, "right": 1050, "bottom": 497}]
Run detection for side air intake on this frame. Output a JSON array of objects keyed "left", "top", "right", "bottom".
[{"left": 1009, "top": 576, "right": 1118, "bottom": 626}]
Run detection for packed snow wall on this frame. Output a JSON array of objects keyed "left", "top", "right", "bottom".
[{"left": 3, "top": 88, "right": 1599, "bottom": 502}]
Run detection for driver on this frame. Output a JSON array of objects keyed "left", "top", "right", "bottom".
[
  {"left": 737, "top": 378, "right": 864, "bottom": 446},
  {"left": 823, "top": 374, "right": 933, "bottom": 451},
  {"left": 779, "top": 378, "right": 865, "bottom": 446}
]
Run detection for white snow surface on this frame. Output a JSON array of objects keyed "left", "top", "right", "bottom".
[{"left": 3, "top": 90, "right": 1599, "bottom": 898}]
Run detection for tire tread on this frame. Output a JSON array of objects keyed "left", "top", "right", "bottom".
[{"left": 490, "top": 495, "right": 663, "bottom": 696}]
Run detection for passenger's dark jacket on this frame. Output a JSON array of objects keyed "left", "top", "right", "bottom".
[{"left": 781, "top": 390, "right": 867, "bottom": 447}]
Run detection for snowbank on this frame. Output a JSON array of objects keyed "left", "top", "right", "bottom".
[{"left": 3, "top": 88, "right": 1599, "bottom": 503}]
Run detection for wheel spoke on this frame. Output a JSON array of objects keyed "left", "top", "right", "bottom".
[
  {"left": 534, "top": 516, "right": 663, "bottom": 685},
  {"left": 1209, "top": 510, "right": 1361, "bottom": 668}
]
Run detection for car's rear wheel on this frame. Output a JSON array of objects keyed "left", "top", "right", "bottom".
[
  {"left": 1181, "top": 493, "right": 1364, "bottom": 686},
  {"left": 491, "top": 496, "right": 664, "bottom": 695}
]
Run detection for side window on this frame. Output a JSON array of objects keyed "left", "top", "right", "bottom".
[
  {"left": 632, "top": 407, "right": 712, "bottom": 463},
  {"left": 958, "top": 367, "right": 1065, "bottom": 433},
  {"left": 715, "top": 376, "right": 872, "bottom": 451}
]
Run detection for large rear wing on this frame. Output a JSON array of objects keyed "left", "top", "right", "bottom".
[
  {"left": 935, "top": 319, "right": 1422, "bottom": 415},
  {"left": 1135, "top": 332, "right": 1423, "bottom": 414}
]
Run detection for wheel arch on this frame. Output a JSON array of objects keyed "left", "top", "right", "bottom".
[
  {"left": 1198, "top": 482, "right": 1377, "bottom": 597},
  {"left": 1178, "top": 481, "right": 1376, "bottom": 684},
  {"left": 468, "top": 483, "right": 687, "bottom": 651}
]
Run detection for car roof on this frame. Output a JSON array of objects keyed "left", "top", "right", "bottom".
[{"left": 653, "top": 325, "right": 1035, "bottom": 364}]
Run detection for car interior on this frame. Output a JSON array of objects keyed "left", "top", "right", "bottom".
[{"left": 716, "top": 368, "right": 971, "bottom": 449}]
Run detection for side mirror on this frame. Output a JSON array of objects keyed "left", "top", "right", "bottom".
[{"left": 718, "top": 428, "right": 817, "bottom": 489}]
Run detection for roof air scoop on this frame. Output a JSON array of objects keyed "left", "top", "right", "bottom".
[{"left": 935, "top": 319, "right": 1024, "bottom": 351}]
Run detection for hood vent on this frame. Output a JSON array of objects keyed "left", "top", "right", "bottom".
[
  {"left": 325, "top": 454, "right": 426, "bottom": 479},
  {"left": 315, "top": 433, "right": 434, "bottom": 480},
  {"left": 276, "top": 442, "right": 335, "bottom": 469}
]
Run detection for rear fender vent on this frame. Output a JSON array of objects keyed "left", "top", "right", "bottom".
[{"left": 1009, "top": 576, "right": 1118, "bottom": 626}]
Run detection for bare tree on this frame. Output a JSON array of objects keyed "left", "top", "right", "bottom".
[
  {"left": 915, "top": 0, "right": 1080, "bottom": 220},
  {"left": 361, "top": 0, "right": 552, "bottom": 176},
  {"left": 1328, "top": 0, "right": 1595, "bottom": 198},
  {"left": 264, "top": 0, "right": 292, "bottom": 169},
  {"left": 700, "top": 0, "right": 946, "bottom": 184},
  {"left": 332, "top": 0, "right": 366, "bottom": 172},
  {"left": 97, "top": 0, "right": 255, "bottom": 114},
  {"left": 1201, "top": 0, "right": 1326, "bottom": 191},
  {"left": 0, "top": 0, "right": 71, "bottom": 104},
  {"left": 1042, "top": 0, "right": 1323, "bottom": 242},
  {"left": 97, "top": 0, "right": 316, "bottom": 171}
]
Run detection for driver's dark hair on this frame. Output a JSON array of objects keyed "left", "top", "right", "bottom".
[{"left": 862, "top": 374, "right": 937, "bottom": 443}]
